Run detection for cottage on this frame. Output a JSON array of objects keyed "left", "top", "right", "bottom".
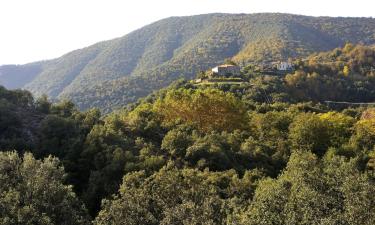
[
  {"left": 277, "top": 62, "right": 293, "bottom": 71},
  {"left": 211, "top": 64, "right": 240, "bottom": 77}
]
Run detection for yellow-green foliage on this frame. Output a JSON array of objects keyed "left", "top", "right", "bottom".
[
  {"left": 284, "top": 45, "right": 375, "bottom": 102},
  {"left": 3, "top": 14, "right": 375, "bottom": 112},
  {"left": 356, "top": 119, "right": 375, "bottom": 137},
  {"left": 154, "top": 88, "right": 248, "bottom": 132},
  {"left": 2, "top": 83, "right": 375, "bottom": 223},
  {"left": 319, "top": 112, "right": 355, "bottom": 147},
  {"left": 343, "top": 65, "right": 350, "bottom": 76},
  {"left": 351, "top": 112, "right": 375, "bottom": 150},
  {"left": 233, "top": 38, "right": 289, "bottom": 63}
]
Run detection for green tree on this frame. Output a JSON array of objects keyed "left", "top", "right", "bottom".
[
  {"left": 241, "top": 152, "right": 375, "bottom": 225},
  {"left": 224, "top": 58, "right": 238, "bottom": 66},
  {"left": 94, "top": 168, "right": 228, "bottom": 225},
  {"left": 289, "top": 113, "right": 330, "bottom": 156},
  {"left": 319, "top": 111, "right": 355, "bottom": 147},
  {"left": 37, "top": 115, "right": 81, "bottom": 158},
  {"left": 35, "top": 94, "right": 51, "bottom": 114},
  {"left": 351, "top": 116, "right": 375, "bottom": 150},
  {"left": 0, "top": 151, "right": 90, "bottom": 225},
  {"left": 161, "top": 125, "right": 195, "bottom": 160}
]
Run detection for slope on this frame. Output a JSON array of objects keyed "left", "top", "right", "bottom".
[{"left": 1, "top": 13, "right": 375, "bottom": 112}]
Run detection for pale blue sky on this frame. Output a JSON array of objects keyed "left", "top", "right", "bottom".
[{"left": 0, "top": 0, "right": 374, "bottom": 65}]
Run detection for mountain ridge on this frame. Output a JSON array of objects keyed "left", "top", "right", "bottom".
[{"left": 1, "top": 13, "right": 375, "bottom": 112}]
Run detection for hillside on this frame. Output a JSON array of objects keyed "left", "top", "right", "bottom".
[
  {"left": 1, "top": 13, "right": 375, "bottom": 112},
  {"left": 0, "top": 62, "right": 43, "bottom": 89},
  {"left": 1, "top": 71, "right": 375, "bottom": 222}
]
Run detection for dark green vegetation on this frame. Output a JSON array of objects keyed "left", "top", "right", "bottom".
[
  {"left": 0, "top": 152, "right": 90, "bottom": 225},
  {"left": 1, "top": 13, "right": 375, "bottom": 112},
  {"left": 1, "top": 44, "right": 375, "bottom": 224}
]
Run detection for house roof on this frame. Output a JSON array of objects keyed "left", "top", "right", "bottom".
[{"left": 216, "top": 64, "right": 238, "bottom": 68}]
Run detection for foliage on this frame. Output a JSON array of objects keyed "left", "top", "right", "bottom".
[
  {"left": 2, "top": 42, "right": 375, "bottom": 224},
  {"left": 2, "top": 14, "right": 375, "bottom": 111},
  {"left": 240, "top": 152, "right": 375, "bottom": 225},
  {"left": 289, "top": 113, "right": 330, "bottom": 156},
  {"left": 285, "top": 45, "right": 375, "bottom": 103},
  {"left": 351, "top": 116, "right": 375, "bottom": 150},
  {"left": 319, "top": 112, "right": 355, "bottom": 147},
  {"left": 94, "top": 168, "right": 258, "bottom": 225},
  {"left": 154, "top": 88, "right": 248, "bottom": 132},
  {"left": 0, "top": 151, "right": 90, "bottom": 225}
]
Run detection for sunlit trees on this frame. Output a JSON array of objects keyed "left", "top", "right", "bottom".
[
  {"left": 289, "top": 113, "right": 330, "bottom": 156},
  {"left": 343, "top": 65, "right": 350, "bottom": 76},
  {"left": 351, "top": 110, "right": 375, "bottom": 150},
  {"left": 2, "top": 55, "right": 375, "bottom": 225},
  {"left": 94, "top": 168, "right": 228, "bottom": 225},
  {"left": 319, "top": 111, "right": 355, "bottom": 147},
  {"left": 155, "top": 88, "right": 248, "bottom": 132},
  {"left": 241, "top": 152, "right": 375, "bottom": 225},
  {"left": 0, "top": 151, "right": 90, "bottom": 225}
]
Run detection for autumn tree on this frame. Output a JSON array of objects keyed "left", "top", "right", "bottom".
[{"left": 154, "top": 88, "right": 248, "bottom": 132}]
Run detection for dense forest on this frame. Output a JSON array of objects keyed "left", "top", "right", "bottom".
[
  {"left": 1, "top": 44, "right": 375, "bottom": 224},
  {"left": 1, "top": 13, "right": 375, "bottom": 112}
]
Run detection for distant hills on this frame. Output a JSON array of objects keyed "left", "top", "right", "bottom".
[{"left": 1, "top": 13, "right": 375, "bottom": 112}]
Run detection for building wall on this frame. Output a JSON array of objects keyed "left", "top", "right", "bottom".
[
  {"left": 277, "top": 62, "right": 293, "bottom": 71},
  {"left": 212, "top": 66, "right": 240, "bottom": 77}
]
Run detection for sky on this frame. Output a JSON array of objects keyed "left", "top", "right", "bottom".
[{"left": 0, "top": 0, "right": 374, "bottom": 65}]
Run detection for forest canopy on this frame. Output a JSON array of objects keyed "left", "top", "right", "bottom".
[{"left": 0, "top": 44, "right": 375, "bottom": 224}]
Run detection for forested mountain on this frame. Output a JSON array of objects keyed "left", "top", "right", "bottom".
[
  {"left": 1, "top": 60, "right": 375, "bottom": 223},
  {"left": 1, "top": 13, "right": 375, "bottom": 112},
  {"left": 0, "top": 63, "right": 42, "bottom": 89}
]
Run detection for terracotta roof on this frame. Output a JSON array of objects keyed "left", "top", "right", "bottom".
[{"left": 217, "top": 64, "right": 238, "bottom": 68}]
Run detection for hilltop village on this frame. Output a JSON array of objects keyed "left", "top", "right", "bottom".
[{"left": 194, "top": 61, "right": 294, "bottom": 84}]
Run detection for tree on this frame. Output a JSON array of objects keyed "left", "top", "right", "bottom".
[
  {"left": 0, "top": 151, "right": 90, "bottom": 225},
  {"left": 79, "top": 118, "right": 133, "bottom": 215},
  {"left": 185, "top": 132, "right": 240, "bottom": 171},
  {"left": 94, "top": 168, "right": 228, "bottom": 225},
  {"left": 343, "top": 65, "right": 350, "bottom": 76},
  {"left": 50, "top": 99, "right": 77, "bottom": 117},
  {"left": 224, "top": 58, "right": 238, "bottom": 66},
  {"left": 161, "top": 125, "right": 195, "bottom": 160},
  {"left": 343, "top": 42, "right": 354, "bottom": 53},
  {"left": 319, "top": 112, "right": 355, "bottom": 147},
  {"left": 154, "top": 88, "right": 248, "bottom": 132},
  {"left": 289, "top": 113, "right": 330, "bottom": 156},
  {"left": 35, "top": 94, "right": 51, "bottom": 114},
  {"left": 37, "top": 115, "right": 81, "bottom": 158},
  {"left": 351, "top": 115, "right": 375, "bottom": 150},
  {"left": 241, "top": 152, "right": 375, "bottom": 225}
]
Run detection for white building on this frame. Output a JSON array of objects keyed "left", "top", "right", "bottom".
[
  {"left": 277, "top": 62, "right": 293, "bottom": 71},
  {"left": 211, "top": 64, "right": 240, "bottom": 77}
]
